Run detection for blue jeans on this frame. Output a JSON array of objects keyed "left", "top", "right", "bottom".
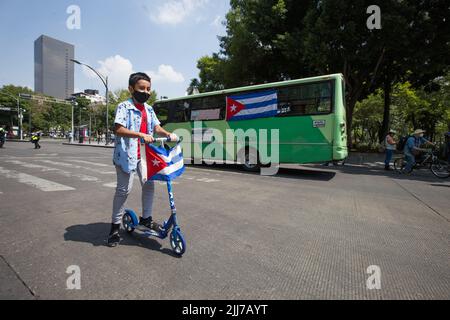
[
  {"left": 404, "top": 153, "right": 415, "bottom": 173},
  {"left": 385, "top": 149, "right": 394, "bottom": 167}
]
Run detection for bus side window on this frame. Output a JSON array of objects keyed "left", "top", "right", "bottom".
[
  {"left": 277, "top": 81, "right": 332, "bottom": 117},
  {"left": 168, "top": 101, "right": 190, "bottom": 123},
  {"left": 189, "top": 96, "right": 225, "bottom": 121},
  {"left": 154, "top": 102, "right": 169, "bottom": 125}
]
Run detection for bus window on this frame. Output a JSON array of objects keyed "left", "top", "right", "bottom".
[
  {"left": 190, "top": 96, "right": 225, "bottom": 121},
  {"left": 168, "top": 100, "right": 190, "bottom": 123},
  {"left": 154, "top": 102, "right": 169, "bottom": 125},
  {"left": 277, "top": 81, "right": 332, "bottom": 117}
]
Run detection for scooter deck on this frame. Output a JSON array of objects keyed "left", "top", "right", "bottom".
[{"left": 134, "top": 224, "right": 168, "bottom": 239}]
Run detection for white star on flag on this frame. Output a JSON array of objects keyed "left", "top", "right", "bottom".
[
  {"left": 152, "top": 159, "right": 161, "bottom": 167},
  {"left": 231, "top": 104, "right": 237, "bottom": 112}
]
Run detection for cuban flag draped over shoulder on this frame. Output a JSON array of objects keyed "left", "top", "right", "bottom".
[
  {"left": 226, "top": 90, "right": 278, "bottom": 121},
  {"left": 140, "top": 141, "right": 185, "bottom": 183}
]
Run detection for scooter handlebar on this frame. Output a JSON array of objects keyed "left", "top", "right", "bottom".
[{"left": 154, "top": 136, "right": 182, "bottom": 143}]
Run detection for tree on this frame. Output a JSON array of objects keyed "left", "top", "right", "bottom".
[
  {"left": 353, "top": 90, "right": 384, "bottom": 147},
  {"left": 194, "top": 0, "right": 450, "bottom": 147},
  {"left": 0, "top": 85, "right": 34, "bottom": 134},
  {"left": 187, "top": 78, "right": 201, "bottom": 95}
]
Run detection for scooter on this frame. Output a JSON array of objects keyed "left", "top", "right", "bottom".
[{"left": 122, "top": 137, "right": 186, "bottom": 256}]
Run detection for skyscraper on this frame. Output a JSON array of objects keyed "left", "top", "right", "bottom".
[{"left": 34, "top": 35, "right": 74, "bottom": 100}]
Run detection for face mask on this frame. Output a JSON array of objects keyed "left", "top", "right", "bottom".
[{"left": 132, "top": 90, "right": 150, "bottom": 104}]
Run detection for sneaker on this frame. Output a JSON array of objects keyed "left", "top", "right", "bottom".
[
  {"left": 107, "top": 232, "right": 122, "bottom": 247},
  {"left": 107, "top": 223, "right": 122, "bottom": 247},
  {"left": 139, "top": 217, "right": 164, "bottom": 233}
]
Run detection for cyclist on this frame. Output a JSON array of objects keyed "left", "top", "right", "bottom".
[
  {"left": 403, "top": 129, "right": 435, "bottom": 173},
  {"left": 445, "top": 132, "right": 450, "bottom": 163}
]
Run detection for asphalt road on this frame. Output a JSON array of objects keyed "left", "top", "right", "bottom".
[{"left": 0, "top": 141, "right": 449, "bottom": 300}]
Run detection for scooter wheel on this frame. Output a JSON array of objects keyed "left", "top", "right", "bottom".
[
  {"left": 170, "top": 229, "right": 186, "bottom": 256},
  {"left": 122, "top": 212, "right": 135, "bottom": 234}
]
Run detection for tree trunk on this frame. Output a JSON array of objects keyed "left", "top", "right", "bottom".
[
  {"left": 346, "top": 97, "right": 357, "bottom": 148},
  {"left": 380, "top": 73, "right": 391, "bottom": 143}
]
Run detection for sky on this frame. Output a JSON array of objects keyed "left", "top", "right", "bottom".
[{"left": 0, "top": 0, "right": 230, "bottom": 99}]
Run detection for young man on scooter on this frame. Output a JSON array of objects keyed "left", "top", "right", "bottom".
[{"left": 107, "top": 72, "right": 177, "bottom": 247}]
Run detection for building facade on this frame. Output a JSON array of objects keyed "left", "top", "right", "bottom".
[{"left": 34, "top": 35, "right": 74, "bottom": 100}]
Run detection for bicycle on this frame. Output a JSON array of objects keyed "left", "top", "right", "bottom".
[{"left": 394, "top": 148, "right": 450, "bottom": 179}]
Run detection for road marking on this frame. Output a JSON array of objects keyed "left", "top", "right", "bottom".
[
  {"left": 195, "top": 178, "right": 220, "bottom": 183},
  {"left": 34, "top": 159, "right": 114, "bottom": 175},
  {"left": 4, "top": 160, "right": 99, "bottom": 182},
  {"left": 65, "top": 159, "right": 111, "bottom": 167},
  {"left": 103, "top": 182, "right": 116, "bottom": 188},
  {"left": 0, "top": 166, "right": 75, "bottom": 192},
  {"left": 36, "top": 154, "right": 58, "bottom": 156},
  {"left": 157, "top": 181, "right": 179, "bottom": 185},
  {"left": 186, "top": 166, "right": 244, "bottom": 176}
]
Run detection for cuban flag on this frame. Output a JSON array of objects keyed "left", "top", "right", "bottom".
[
  {"left": 140, "top": 142, "right": 185, "bottom": 183},
  {"left": 226, "top": 90, "right": 278, "bottom": 121}
]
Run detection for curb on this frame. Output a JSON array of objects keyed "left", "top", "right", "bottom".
[
  {"left": 5, "top": 139, "right": 30, "bottom": 143},
  {"left": 62, "top": 143, "right": 114, "bottom": 149}
]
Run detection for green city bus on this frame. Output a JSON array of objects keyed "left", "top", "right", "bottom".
[{"left": 154, "top": 73, "right": 347, "bottom": 170}]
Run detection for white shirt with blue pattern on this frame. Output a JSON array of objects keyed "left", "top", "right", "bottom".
[{"left": 113, "top": 98, "right": 160, "bottom": 173}]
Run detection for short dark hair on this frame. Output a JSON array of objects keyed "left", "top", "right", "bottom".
[{"left": 129, "top": 72, "right": 151, "bottom": 87}]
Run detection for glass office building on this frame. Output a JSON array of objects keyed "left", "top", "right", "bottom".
[{"left": 34, "top": 35, "right": 74, "bottom": 99}]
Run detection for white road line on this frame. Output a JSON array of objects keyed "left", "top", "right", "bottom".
[
  {"left": 103, "top": 182, "right": 116, "bottom": 188},
  {"left": 65, "top": 159, "right": 111, "bottom": 167},
  {"left": 5, "top": 160, "right": 99, "bottom": 182},
  {"left": 157, "top": 181, "right": 179, "bottom": 185},
  {"left": 195, "top": 178, "right": 220, "bottom": 183},
  {"left": 34, "top": 159, "right": 114, "bottom": 175},
  {"left": 186, "top": 167, "right": 243, "bottom": 176},
  {"left": 0, "top": 166, "right": 75, "bottom": 192}
]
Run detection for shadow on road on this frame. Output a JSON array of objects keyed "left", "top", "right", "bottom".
[
  {"left": 63, "top": 223, "right": 182, "bottom": 258},
  {"left": 187, "top": 163, "right": 336, "bottom": 181},
  {"left": 305, "top": 163, "right": 449, "bottom": 183},
  {"left": 429, "top": 183, "right": 450, "bottom": 188}
]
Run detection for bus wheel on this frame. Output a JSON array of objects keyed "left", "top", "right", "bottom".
[{"left": 240, "top": 147, "right": 261, "bottom": 172}]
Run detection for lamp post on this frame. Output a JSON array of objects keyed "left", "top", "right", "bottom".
[{"left": 70, "top": 59, "right": 110, "bottom": 144}]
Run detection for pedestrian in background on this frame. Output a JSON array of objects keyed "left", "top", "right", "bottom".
[
  {"left": 31, "top": 132, "right": 41, "bottom": 149},
  {"left": 384, "top": 129, "right": 397, "bottom": 170}
]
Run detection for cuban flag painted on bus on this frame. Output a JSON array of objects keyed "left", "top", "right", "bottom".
[
  {"left": 140, "top": 142, "right": 185, "bottom": 183},
  {"left": 226, "top": 90, "right": 278, "bottom": 121}
]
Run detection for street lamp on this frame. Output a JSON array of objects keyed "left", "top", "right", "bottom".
[
  {"left": 0, "top": 91, "right": 22, "bottom": 140},
  {"left": 70, "top": 59, "right": 110, "bottom": 144}
]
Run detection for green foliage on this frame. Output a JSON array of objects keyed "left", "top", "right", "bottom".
[
  {"left": 354, "top": 75, "right": 450, "bottom": 147},
  {"left": 353, "top": 90, "right": 384, "bottom": 147},
  {"left": 194, "top": 0, "right": 450, "bottom": 147}
]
